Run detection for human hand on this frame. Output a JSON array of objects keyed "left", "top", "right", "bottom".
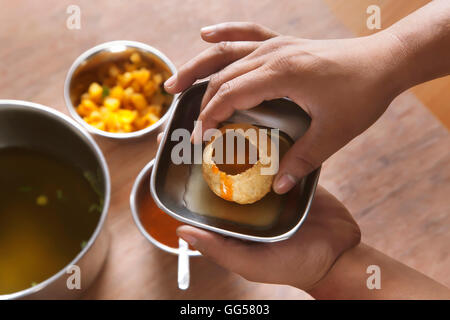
[
  {"left": 164, "top": 22, "right": 408, "bottom": 194},
  {"left": 176, "top": 186, "right": 361, "bottom": 290}
]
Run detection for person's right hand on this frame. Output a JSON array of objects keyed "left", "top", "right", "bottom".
[{"left": 164, "top": 22, "right": 409, "bottom": 194}]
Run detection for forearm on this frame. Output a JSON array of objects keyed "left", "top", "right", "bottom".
[
  {"left": 307, "top": 243, "right": 450, "bottom": 300},
  {"left": 381, "top": 0, "right": 450, "bottom": 92}
]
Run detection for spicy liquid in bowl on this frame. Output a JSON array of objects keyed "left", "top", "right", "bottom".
[
  {"left": 0, "top": 147, "right": 102, "bottom": 295},
  {"left": 140, "top": 193, "right": 187, "bottom": 249},
  {"left": 131, "top": 161, "right": 197, "bottom": 254}
]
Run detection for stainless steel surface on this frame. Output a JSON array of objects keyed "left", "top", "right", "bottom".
[
  {"left": 64, "top": 40, "right": 178, "bottom": 140},
  {"left": 0, "top": 100, "right": 111, "bottom": 300},
  {"left": 151, "top": 81, "right": 321, "bottom": 242},
  {"left": 130, "top": 160, "right": 201, "bottom": 256}
]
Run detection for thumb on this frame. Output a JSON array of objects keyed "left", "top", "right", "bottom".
[
  {"left": 273, "top": 127, "right": 324, "bottom": 194},
  {"left": 176, "top": 225, "right": 258, "bottom": 274}
]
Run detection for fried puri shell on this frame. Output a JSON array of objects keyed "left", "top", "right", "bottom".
[{"left": 202, "top": 123, "right": 276, "bottom": 204}]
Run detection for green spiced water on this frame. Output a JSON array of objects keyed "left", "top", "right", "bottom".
[{"left": 0, "top": 147, "right": 102, "bottom": 295}]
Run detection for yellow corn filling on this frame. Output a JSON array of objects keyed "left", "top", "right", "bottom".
[
  {"left": 76, "top": 52, "right": 172, "bottom": 133},
  {"left": 36, "top": 195, "right": 48, "bottom": 206}
]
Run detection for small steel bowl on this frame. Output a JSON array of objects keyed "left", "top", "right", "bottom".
[
  {"left": 130, "top": 160, "right": 200, "bottom": 256},
  {"left": 64, "top": 40, "right": 178, "bottom": 140},
  {"left": 151, "top": 81, "right": 320, "bottom": 243},
  {"left": 0, "top": 100, "right": 111, "bottom": 299}
]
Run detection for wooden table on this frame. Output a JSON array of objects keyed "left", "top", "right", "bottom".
[{"left": 0, "top": 0, "right": 448, "bottom": 299}]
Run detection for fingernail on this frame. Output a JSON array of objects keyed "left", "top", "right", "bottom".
[
  {"left": 164, "top": 73, "right": 177, "bottom": 89},
  {"left": 201, "top": 25, "right": 217, "bottom": 36},
  {"left": 191, "top": 123, "right": 201, "bottom": 144},
  {"left": 274, "top": 174, "right": 297, "bottom": 194},
  {"left": 178, "top": 232, "right": 198, "bottom": 247}
]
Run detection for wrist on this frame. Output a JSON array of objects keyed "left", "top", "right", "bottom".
[
  {"left": 306, "top": 242, "right": 450, "bottom": 299},
  {"left": 303, "top": 243, "right": 365, "bottom": 298},
  {"left": 366, "top": 30, "right": 414, "bottom": 100},
  {"left": 378, "top": 1, "right": 450, "bottom": 91}
]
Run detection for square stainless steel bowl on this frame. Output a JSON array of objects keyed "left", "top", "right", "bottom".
[{"left": 150, "top": 81, "right": 320, "bottom": 242}]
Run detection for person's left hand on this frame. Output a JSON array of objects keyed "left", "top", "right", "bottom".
[{"left": 176, "top": 186, "right": 361, "bottom": 290}]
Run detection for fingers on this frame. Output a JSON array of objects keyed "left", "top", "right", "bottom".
[
  {"left": 177, "top": 225, "right": 263, "bottom": 276},
  {"left": 200, "top": 57, "right": 263, "bottom": 110},
  {"left": 191, "top": 67, "right": 283, "bottom": 142},
  {"left": 164, "top": 41, "right": 260, "bottom": 94},
  {"left": 165, "top": 22, "right": 279, "bottom": 94},
  {"left": 201, "top": 22, "right": 279, "bottom": 43},
  {"left": 273, "top": 125, "right": 323, "bottom": 194}
]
